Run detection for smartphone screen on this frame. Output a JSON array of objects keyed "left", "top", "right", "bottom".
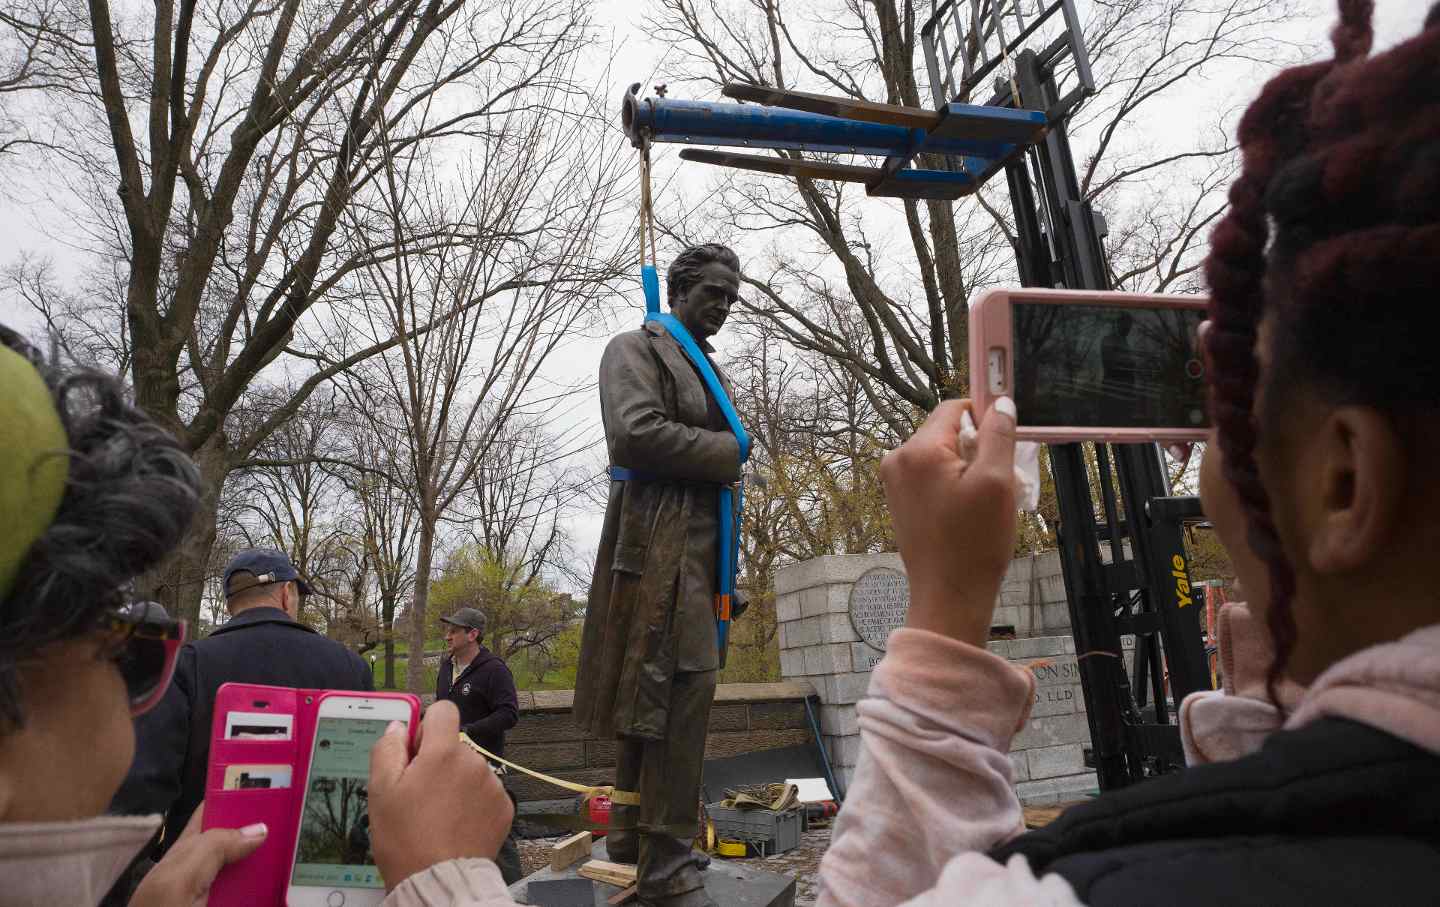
[
  {"left": 1011, "top": 302, "right": 1208, "bottom": 429},
  {"left": 291, "top": 716, "right": 390, "bottom": 890}
]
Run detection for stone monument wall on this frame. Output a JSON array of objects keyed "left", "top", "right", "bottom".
[
  {"left": 422, "top": 682, "right": 819, "bottom": 805},
  {"left": 776, "top": 551, "right": 1106, "bottom": 805}
]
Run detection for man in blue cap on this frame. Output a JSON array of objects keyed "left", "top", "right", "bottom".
[{"left": 112, "top": 547, "right": 373, "bottom": 860}]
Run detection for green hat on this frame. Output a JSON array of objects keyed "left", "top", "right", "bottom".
[{"left": 0, "top": 344, "right": 69, "bottom": 604}]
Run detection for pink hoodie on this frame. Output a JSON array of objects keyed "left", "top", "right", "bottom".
[{"left": 815, "top": 605, "right": 1440, "bottom": 907}]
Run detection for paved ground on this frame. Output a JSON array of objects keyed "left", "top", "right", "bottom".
[
  {"left": 517, "top": 827, "right": 832, "bottom": 906},
  {"left": 516, "top": 805, "right": 1076, "bottom": 905}
]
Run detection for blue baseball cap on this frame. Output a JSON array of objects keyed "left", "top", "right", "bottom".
[{"left": 223, "top": 548, "right": 313, "bottom": 598}]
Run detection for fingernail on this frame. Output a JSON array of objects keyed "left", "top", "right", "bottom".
[
  {"left": 240, "top": 823, "right": 268, "bottom": 839},
  {"left": 995, "top": 396, "right": 1016, "bottom": 420},
  {"left": 385, "top": 720, "right": 404, "bottom": 735}
]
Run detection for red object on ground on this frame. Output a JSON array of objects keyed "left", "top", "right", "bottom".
[{"left": 588, "top": 794, "right": 612, "bottom": 837}]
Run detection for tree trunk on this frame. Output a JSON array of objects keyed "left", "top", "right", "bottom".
[
  {"left": 382, "top": 592, "right": 397, "bottom": 689},
  {"left": 139, "top": 433, "right": 228, "bottom": 626},
  {"left": 408, "top": 517, "right": 436, "bottom": 695}
]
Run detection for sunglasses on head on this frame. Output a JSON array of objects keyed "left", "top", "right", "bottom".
[{"left": 99, "top": 601, "right": 187, "bottom": 716}]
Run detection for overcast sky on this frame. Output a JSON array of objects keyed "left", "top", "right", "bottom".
[{"left": 0, "top": 0, "right": 1431, "bottom": 591}]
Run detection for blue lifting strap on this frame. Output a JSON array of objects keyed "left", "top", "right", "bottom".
[{"left": 617, "top": 266, "right": 749, "bottom": 664}]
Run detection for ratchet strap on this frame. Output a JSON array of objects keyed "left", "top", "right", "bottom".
[{"left": 457, "top": 734, "right": 640, "bottom": 806}]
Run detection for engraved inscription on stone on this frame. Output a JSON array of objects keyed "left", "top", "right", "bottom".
[{"left": 848, "top": 568, "right": 910, "bottom": 652}]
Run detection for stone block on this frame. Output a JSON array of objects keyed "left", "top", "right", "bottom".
[
  {"left": 509, "top": 712, "right": 582, "bottom": 745},
  {"left": 1041, "top": 602, "right": 1072, "bottom": 632},
  {"left": 584, "top": 737, "right": 618, "bottom": 768},
  {"left": 824, "top": 583, "right": 854, "bottom": 616},
  {"left": 828, "top": 733, "right": 864, "bottom": 767},
  {"left": 986, "top": 639, "right": 1012, "bottom": 659},
  {"left": 704, "top": 728, "right": 811, "bottom": 760},
  {"left": 1027, "top": 655, "right": 1081, "bottom": 688},
  {"left": 834, "top": 764, "right": 857, "bottom": 794},
  {"left": 804, "top": 643, "right": 853, "bottom": 676},
  {"left": 1009, "top": 751, "right": 1030, "bottom": 783},
  {"left": 749, "top": 701, "right": 807, "bottom": 730},
  {"left": 1009, "top": 636, "right": 1065, "bottom": 659},
  {"left": 507, "top": 741, "right": 585, "bottom": 772},
  {"left": 1012, "top": 712, "right": 1092, "bottom": 750},
  {"left": 785, "top": 616, "right": 822, "bottom": 649},
  {"left": 1071, "top": 685, "right": 1087, "bottom": 712},
  {"left": 1029, "top": 683, "right": 1078, "bottom": 717},
  {"left": 779, "top": 648, "right": 805, "bottom": 679},
  {"left": 998, "top": 588, "right": 1035, "bottom": 610},
  {"left": 713, "top": 681, "right": 815, "bottom": 703},
  {"left": 1026, "top": 743, "right": 1085, "bottom": 780},
  {"left": 820, "top": 671, "right": 872, "bottom": 705},
  {"left": 991, "top": 605, "right": 1020, "bottom": 631},
  {"left": 800, "top": 585, "right": 830, "bottom": 618},
  {"left": 530, "top": 690, "right": 575, "bottom": 710},
  {"left": 1062, "top": 636, "right": 1076, "bottom": 654},
  {"left": 818, "top": 704, "right": 859, "bottom": 737},
  {"left": 850, "top": 642, "right": 885, "bottom": 672},
  {"left": 708, "top": 703, "right": 750, "bottom": 732},
  {"left": 1015, "top": 772, "right": 1098, "bottom": 807},
  {"left": 776, "top": 552, "right": 904, "bottom": 597},
  {"left": 776, "top": 592, "right": 801, "bottom": 623},
  {"left": 819, "top": 612, "right": 859, "bottom": 644}
]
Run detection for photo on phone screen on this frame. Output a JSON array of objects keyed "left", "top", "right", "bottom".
[
  {"left": 291, "top": 716, "right": 390, "bottom": 890},
  {"left": 1012, "top": 302, "right": 1208, "bottom": 429}
]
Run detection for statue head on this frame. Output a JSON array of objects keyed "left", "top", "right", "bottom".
[{"left": 667, "top": 243, "right": 740, "bottom": 340}]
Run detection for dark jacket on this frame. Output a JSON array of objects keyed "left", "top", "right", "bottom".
[
  {"left": 990, "top": 718, "right": 1440, "bottom": 905},
  {"left": 572, "top": 322, "right": 742, "bottom": 741},
  {"left": 435, "top": 646, "right": 518, "bottom": 756},
  {"left": 111, "top": 606, "right": 372, "bottom": 853}
]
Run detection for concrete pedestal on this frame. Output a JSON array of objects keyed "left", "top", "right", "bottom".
[{"left": 510, "top": 839, "right": 796, "bottom": 907}]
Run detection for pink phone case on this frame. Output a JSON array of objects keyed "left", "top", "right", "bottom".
[
  {"left": 968, "top": 286, "right": 1211, "bottom": 444},
  {"left": 202, "top": 684, "right": 419, "bottom": 907}
]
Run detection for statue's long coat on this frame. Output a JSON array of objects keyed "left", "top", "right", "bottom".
[{"left": 573, "top": 321, "right": 741, "bottom": 740}]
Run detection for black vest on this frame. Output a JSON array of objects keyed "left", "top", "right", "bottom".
[{"left": 991, "top": 718, "right": 1440, "bottom": 906}]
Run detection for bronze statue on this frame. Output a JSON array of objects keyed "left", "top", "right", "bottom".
[{"left": 573, "top": 243, "right": 745, "bottom": 907}]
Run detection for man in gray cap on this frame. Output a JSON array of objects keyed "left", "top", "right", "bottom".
[
  {"left": 435, "top": 606, "right": 521, "bottom": 883},
  {"left": 112, "top": 548, "right": 373, "bottom": 857}
]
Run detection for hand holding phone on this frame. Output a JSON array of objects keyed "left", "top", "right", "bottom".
[
  {"left": 367, "top": 700, "right": 514, "bottom": 892},
  {"left": 879, "top": 398, "right": 1018, "bottom": 647},
  {"left": 130, "top": 805, "right": 267, "bottom": 907},
  {"left": 287, "top": 694, "right": 415, "bottom": 907},
  {"left": 969, "top": 287, "right": 1210, "bottom": 443}
]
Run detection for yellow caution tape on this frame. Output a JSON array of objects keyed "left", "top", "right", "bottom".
[
  {"left": 457, "top": 734, "right": 641, "bottom": 806},
  {"left": 716, "top": 840, "right": 748, "bottom": 858}
]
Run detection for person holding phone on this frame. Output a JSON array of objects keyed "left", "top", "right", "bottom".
[
  {"left": 109, "top": 544, "right": 376, "bottom": 897},
  {"left": 815, "top": 4, "right": 1440, "bottom": 905},
  {"left": 0, "top": 327, "right": 516, "bottom": 906}
]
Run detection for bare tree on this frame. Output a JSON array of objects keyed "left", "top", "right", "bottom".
[
  {"left": 0, "top": 0, "right": 92, "bottom": 161},
  {"left": 647, "top": 0, "right": 1305, "bottom": 433},
  {"left": 343, "top": 70, "right": 628, "bottom": 692},
  {"left": 346, "top": 421, "right": 418, "bottom": 689},
  {"left": 6, "top": 0, "right": 618, "bottom": 624}
]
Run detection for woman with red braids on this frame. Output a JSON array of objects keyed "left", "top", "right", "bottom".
[{"left": 815, "top": 3, "right": 1440, "bottom": 905}]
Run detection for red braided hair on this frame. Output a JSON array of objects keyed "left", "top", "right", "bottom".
[{"left": 1203, "top": 0, "right": 1440, "bottom": 704}]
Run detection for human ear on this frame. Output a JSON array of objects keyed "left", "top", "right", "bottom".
[{"left": 1305, "top": 406, "right": 1404, "bottom": 574}]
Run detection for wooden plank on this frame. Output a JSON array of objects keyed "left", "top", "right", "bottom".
[
  {"left": 549, "top": 830, "right": 593, "bottom": 872},
  {"left": 1023, "top": 801, "right": 1087, "bottom": 829},
  {"left": 578, "top": 860, "right": 638, "bottom": 888},
  {"left": 678, "top": 149, "right": 878, "bottom": 183},
  {"left": 607, "top": 885, "right": 639, "bottom": 905},
  {"left": 723, "top": 82, "right": 941, "bottom": 130}
]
